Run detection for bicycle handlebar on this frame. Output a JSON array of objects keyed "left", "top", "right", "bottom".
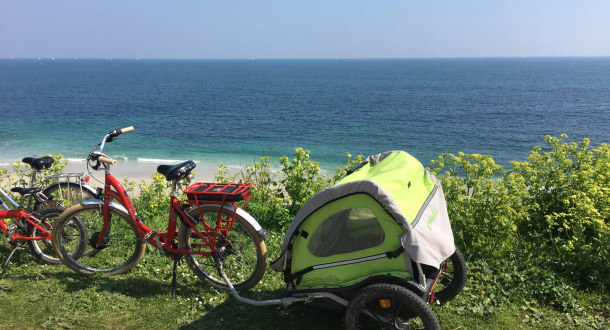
[
  {"left": 89, "top": 126, "right": 134, "bottom": 169},
  {"left": 98, "top": 156, "right": 117, "bottom": 165},
  {"left": 120, "top": 126, "right": 134, "bottom": 134}
]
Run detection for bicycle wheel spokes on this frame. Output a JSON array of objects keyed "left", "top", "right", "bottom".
[
  {"left": 53, "top": 204, "right": 145, "bottom": 276},
  {"left": 179, "top": 205, "right": 266, "bottom": 291},
  {"left": 28, "top": 207, "right": 73, "bottom": 265},
  {"left": 36, "top": 182, "right": 97, "bottom": 211}
]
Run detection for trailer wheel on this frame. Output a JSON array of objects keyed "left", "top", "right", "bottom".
[
  {"left": 433, "top": 247, "right": 467, "bottom": 304},
  {"left": 345, "top": 283, "right": 440, "bottom": 329}
]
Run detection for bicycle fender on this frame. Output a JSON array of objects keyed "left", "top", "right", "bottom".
[
  {"left": 80, "top": 199, "right": 130, "bottom": 216},
  {"left": 200, "top": 202, "right": 268, "bottom": 239},
  {"left": 42, "top": 182, "right": 98, "bottom": 196}
]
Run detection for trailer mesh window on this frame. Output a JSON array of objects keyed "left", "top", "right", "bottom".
[{"left": 308, "top": 208, "right": 385, "bottom": 257}]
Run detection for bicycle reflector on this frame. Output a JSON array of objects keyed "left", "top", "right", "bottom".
[{"left": 379, "top": 299, "right": 392, "bottom": 309}]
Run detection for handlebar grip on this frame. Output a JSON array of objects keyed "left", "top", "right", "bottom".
[
  {"left": 120, "top": 126, "right": 134, "bottom": 133},
  {"left": 98, "top": 156, "right": 117, "bottom": 165}
]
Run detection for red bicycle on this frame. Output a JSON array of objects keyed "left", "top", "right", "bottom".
[
  {"left": 1, "top": 155, "right": 90, "bottom": 269},
  {"left": 1, "top": 186, "right": 85, "bottom": 269},
  {"left": 51, "top": 127, "right": 267, "bottom": 295}
]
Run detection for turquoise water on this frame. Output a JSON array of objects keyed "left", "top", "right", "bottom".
[{"left": 1, "top": 58, "right": 608, "bottom": 170}]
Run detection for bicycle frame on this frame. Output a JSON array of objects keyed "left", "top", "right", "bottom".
[
  {"left": 0, "top": 209, "right": 52, "bottom": 241},
  {"left": 0, "top": 188, "right": 51, "bottom": 242},
  {"left": 94, "top": 169, "right": 237, "bottom": 258}
]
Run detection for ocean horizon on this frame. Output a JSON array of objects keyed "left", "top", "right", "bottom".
[{"left": 1, "top": 57, "right": 608, "bottom": 176}]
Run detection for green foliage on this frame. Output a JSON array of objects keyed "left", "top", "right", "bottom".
[
  {"left": 511, "top": 135, "right": 609, "bottom": 289},
  {"left": 279, "top": 148, "right": 332, "bottom": 216},
  {"left": 429, "top": 152, "right": 527, "bottom": 260},
  {"left": 429, "top": 135, "right": 609, "bottom": 323}
]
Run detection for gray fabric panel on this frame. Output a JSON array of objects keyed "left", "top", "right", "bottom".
[{"left": 400, "top": 176, "right": 455, "bottom": 267}]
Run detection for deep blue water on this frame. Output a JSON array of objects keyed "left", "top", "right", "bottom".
[{"left": 1, "top": 58, "right": 608, "bottom": 170}]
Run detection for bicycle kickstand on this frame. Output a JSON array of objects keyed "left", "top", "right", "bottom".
[
  {"left": 171, "top": 255, "right": 181, "bottom": 299},
  {"left": 2, "top": 242, "right": 24, "bottom": 272}
]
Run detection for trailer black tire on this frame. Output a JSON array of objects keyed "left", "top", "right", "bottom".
[
  {"left": 345, "top": 283, "right": 440, "bottom": 329},
  {"left": 433, "top": 247, "right": 467, "bottom": 304}
]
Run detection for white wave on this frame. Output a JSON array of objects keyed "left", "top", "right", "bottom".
[
  {"left": 137, "top": 158, "right": 184, "bottom": 164},
  {"left": 66, "top": 158, "right": 87, "bottom": 163}
]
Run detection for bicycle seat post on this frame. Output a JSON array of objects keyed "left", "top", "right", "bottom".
[
  {"left": 170, "top": 179, "right": 182, "bottom": 197},
  {"left": 29, "top": 169, "right": 38, "bottom": 188}
]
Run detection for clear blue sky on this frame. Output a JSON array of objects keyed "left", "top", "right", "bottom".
[{"left": 1, "top": 0, "right": 609, "bottom": 59}]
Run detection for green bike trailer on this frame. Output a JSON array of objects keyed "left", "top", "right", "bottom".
[
  {"left": 270, "top": 150, "right": 456, "bottom": 294},
  {"left": 216, "top": 150, "right": 458, "bottom": 328}
]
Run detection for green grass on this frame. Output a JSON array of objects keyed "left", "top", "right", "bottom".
[{"left": 2, "top": 240, "right": 607, "bottom": 329}]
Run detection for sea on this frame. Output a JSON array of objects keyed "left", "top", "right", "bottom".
[{"left": 1, "top": 58, "right": 608, "bottom": 176}]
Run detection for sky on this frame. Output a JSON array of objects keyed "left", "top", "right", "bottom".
[{"left": 1, "top": 0, "right": 609, "bottom": 59}]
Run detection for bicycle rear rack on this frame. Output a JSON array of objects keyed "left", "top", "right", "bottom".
[
  {"left": 184, "top": 182, "right": 252, "bottom": 231},
  {"left": 184, "top": 182, "right": 251, "bottom": 206}
]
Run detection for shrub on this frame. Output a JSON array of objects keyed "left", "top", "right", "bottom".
[
  {"left": 511, "top": 135, "right": 610, "bottom": 289},
  {"left": 428, "top": 152, "right": 527, "bottom": 260},
  {"left": 279, "top": 148, "right": 332, "bottom": 216}
]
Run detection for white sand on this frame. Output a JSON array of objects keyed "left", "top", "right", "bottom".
[
  {"left": 1, "top": 160, "right": 221, "bottom": 197},
  {"left": 61, "top": 160, "right": 219, "bottom": 183}
]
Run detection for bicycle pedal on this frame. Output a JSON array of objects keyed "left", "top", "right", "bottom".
[
  {"left": 143, "top": 231, "right": 157, "bottom": 242},
  {"left": 7, "top": 222, "right": 18, "bottom": 237}
]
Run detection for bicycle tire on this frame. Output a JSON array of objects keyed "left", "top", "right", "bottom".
[
  {"left": 433, "top": 247, "right": 467, "bottom": 304},
  {"left": 52, "top": 203, "right": 146, "bottom": 276},
  {"left": 28, "top": 206, "right": 86, "bottom": 265},
  {"left": 178, "top": 204, "right": 267, "bottom": 291},
  {"left": 345, "top": 283, "right": 440, "bottom": 330},
  {"left": 35, "top": 182, "right": 97, "bottom": 211}
]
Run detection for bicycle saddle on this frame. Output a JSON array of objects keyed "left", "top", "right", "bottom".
[
  {"left": 11, "top": 187, "right": 41, "bottom": 197},
  {"left": 157, "top": 160, "right": 196, "bottom": 181},
  {"left": 22, "top": 156, "right": 54, "bottom": 171}
]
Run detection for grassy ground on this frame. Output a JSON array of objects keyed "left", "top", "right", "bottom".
[{"left": 2, "top": 239, "right": 606, "bottom": 330}]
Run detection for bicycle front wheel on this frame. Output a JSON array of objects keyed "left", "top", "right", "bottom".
[
  {"left": 28, "top": 206, "right": 86, "bottom": 265},
  {"left": 178, "top": 205, "right": 267, "bottom": 291},
  {"left": 52, "top": 203, "right": 146, "bottom": 276},
  {"left": 36, "top": 182, "right": 98, "bottom": 211}
]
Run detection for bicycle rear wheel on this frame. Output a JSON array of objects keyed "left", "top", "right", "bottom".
[
  {"left": 52, "top": 203, "right": 146, "bottom": 276},
  {"left": 35, "top": 182, "right": 97, "bottom": 211},
  {"left": 28, "top": 207, "right": 86, "bottom": 265},
  {"left": 178, "top": 205, "right": 267, "bottom": 291}
]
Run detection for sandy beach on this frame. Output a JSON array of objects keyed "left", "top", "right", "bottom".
[
  {"left": 1, "top": 159, "right": 222, "bottom": 195},
  {"left": 61, "top": 159, "right": 220, "bottom": 183}
]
